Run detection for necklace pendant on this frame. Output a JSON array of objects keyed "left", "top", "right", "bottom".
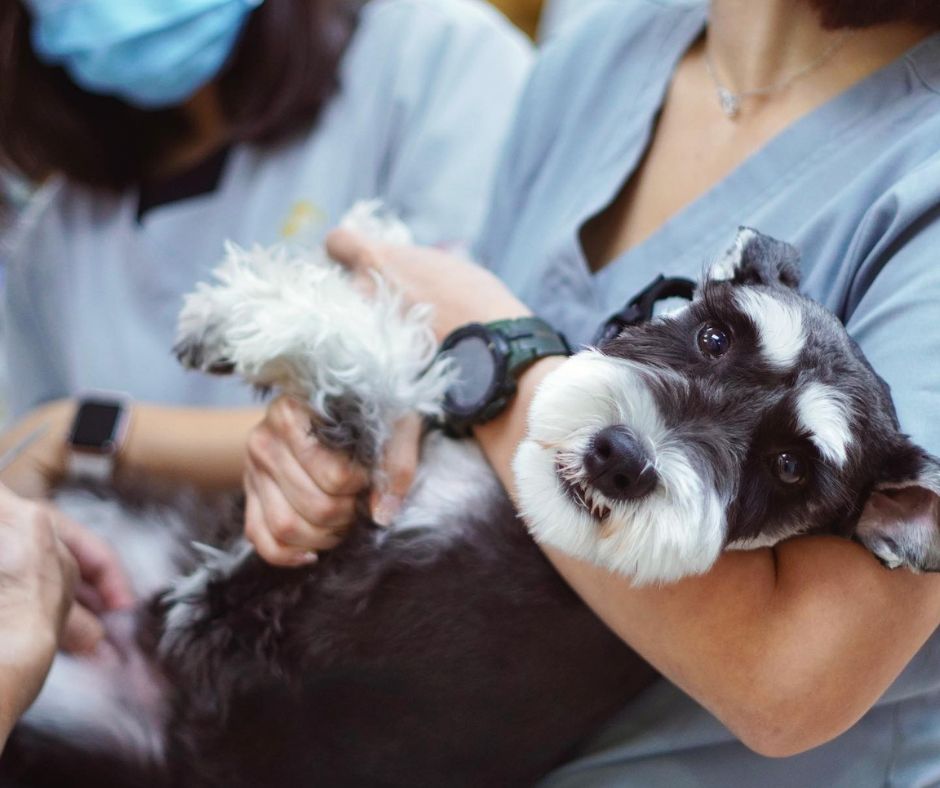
[{"left": 717, "top": 87, "right": 740, "bottom": 118}]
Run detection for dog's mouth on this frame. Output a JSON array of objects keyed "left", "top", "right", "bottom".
[{"left": 555, "top": 461, "right": 611, "bottom": 521}]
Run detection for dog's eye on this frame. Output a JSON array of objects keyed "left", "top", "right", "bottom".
[
  {"left": 697, "top": 323, "right": 731, "bottom": 358},
  {"left": 773, "top": 452, "right": 807, "bottom": 485}
]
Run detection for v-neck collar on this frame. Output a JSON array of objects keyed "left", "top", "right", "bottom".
[{"left": 567, "top": 5, "right": 940, "bottom": 313}]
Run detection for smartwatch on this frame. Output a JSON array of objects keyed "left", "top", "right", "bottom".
[
  {"left": 437, "top": 317, "right": 570, "bottom": 434},
  {"left": 66, "top": 394, "right": 131, "bottom": 481}
]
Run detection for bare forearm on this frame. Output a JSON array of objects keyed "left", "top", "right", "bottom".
[
  {"left": 0, "top": 629, "right": 58, "bottom": 755},
  {"left": 474, "top": 358, "right": 560, "bottom": 485},
  {"left": 0, "top": 713, "right": 12, "bottom": 754},
  {"left": 0, "top": 401, "right": 263, "bottom": 496},
  {"left": 0, "top": 699, "right": 12, "bottom": 753},
  {"left": 474, "top": 359, "right": 940, "bottom": 755},
  {"left": 547, "top": 538, "right": 940, "bottom": 753},
  {"left": 0, "top": 669, "right": 32, "bottom": 754},
  {"left": 118, "top": 404, "right": 263, "bottom": 490}
]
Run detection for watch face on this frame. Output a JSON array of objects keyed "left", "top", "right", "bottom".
[
  {"left": 69, "top": 401, "right": 123, "bottom": 450},
  {"left": 441, "top": 332, "right": 500, "bottom": 416}
]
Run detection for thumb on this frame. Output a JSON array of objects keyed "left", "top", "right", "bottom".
[
  {"left": 370, "top": 414, "right": 422, "bottom": 527},
  {"left": 59, "top": 603, "right": 105, "bottom": 655},
  {"left": 326, "top": 228, "right": 383, "bottom": 275}
]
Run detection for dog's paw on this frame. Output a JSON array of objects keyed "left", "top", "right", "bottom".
[
  {"left": 174, "top": 282, "right": 241, "bottom": 375},
  {"left": 174, "top": 302, "right": 237, "bottom": 375},
  {"left": 174, "top": 337, "right": 236, "bottom": 375},
  {"left": 174, "top": 332, "right": 237, "bottom": 375}
]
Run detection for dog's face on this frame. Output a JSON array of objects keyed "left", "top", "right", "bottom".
[{"left": 514, "top": 229, "right": 940, "bottom": 584}]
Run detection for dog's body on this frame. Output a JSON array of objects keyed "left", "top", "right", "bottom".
[
  {"left": 3, "top": 213, "right": 939, "bottom": 787},
  {"left": 7, "top": 440, "right": 653, "bottom": 788}
]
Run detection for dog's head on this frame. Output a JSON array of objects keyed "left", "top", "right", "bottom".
[{"left": 513, "top": 228, "right": 940, "bottom": 584}]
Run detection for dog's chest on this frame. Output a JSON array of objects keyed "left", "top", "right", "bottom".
[{"left": 389, "top": 433, "right": 503, "bottom": 540}]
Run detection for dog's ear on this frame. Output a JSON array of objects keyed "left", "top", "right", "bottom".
[
  {"left": 856, "top": 445, "right": 940, "bottom": 572},
  {"left": 709, "top": 227, "right": 801, "bottom": 290}
]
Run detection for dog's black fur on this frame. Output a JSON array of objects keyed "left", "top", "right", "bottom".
[
  {"left": 3, "top": 229, "right": 939, "bottom": 788},
  {"left": 3, "top": 476, "right": 654, "bottom": 788}
]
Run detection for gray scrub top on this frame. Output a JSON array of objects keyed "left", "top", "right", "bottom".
[
  {"left": 3, "top": 0, "right": 531, "bottom": 417},
  {"left": 476, "top": 2, "right": 940, "bottom": 786}
]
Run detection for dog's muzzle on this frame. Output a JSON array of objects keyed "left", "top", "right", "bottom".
[{"left": 583, "top": 426, "right": 658, "bottom": 502}]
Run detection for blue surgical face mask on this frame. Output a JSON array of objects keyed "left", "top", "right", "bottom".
[{"left": 24, "top": 0, "right": 265, "bottom": 109}]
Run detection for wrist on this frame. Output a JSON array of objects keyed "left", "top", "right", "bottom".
[
  {"left": 33, "top": 400, "right": 76, "bottom": 485},
  {"left": 0, "top": 702, "right": 13, "bottom": 752},
  {"left": 63, "top": 394, "right": 132, "bottom": 482},
  {"left": 436, "top": 300, "right": 532, "bottom": 342},
  {"left": 437, "top": 318, "right": 569, "bottom": 435},
  {"left": 0, "top": 623, "right": 57, "bottom": 723},
  {"left": 52, "top": 400, "right": 76, "bottom": 476},
  {"left": 476, "top": 354, "right": 566, "bottom": 434},
  {"left": 474, "top": 355, "right": 567, "bottom": 492}
]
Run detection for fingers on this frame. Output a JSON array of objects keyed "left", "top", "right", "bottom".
[
  {"left": 325, "top": 228, "right": 385, "bottom": 275},
  {"left": 59, "top": 602, "right": 105, "bottom": 655},
  {"left": 243, "top": 396, "right": 423, "bottom": 564},
  {"left": 263, "top": 397, "right": 368, "bottom": 496},
  {"left": 244, "top": 401, "right": 362, "bottom": 567},
  {"left": 0, "top": 483, "right": 101, "bottom": 660},
  {"left": 50, "top": 509, "right": 135, "bottom": 611},
  {"left": 244, "top": 474, "right": 356, "bottom": 565},
  {"left": 245, "top": 404, "right": 363, "bottom": 539},
  {"left": 370, "top": 415, "right": 422, "bottom": 527},
  {"left": 244, "top": 473, "right": 339, "bottom": 567},
  {"left": 252, "top": 444, "right": 357, "bottom": 533},
  {"left": 243, "top": 485, "right": 311, "bottom": 567}
]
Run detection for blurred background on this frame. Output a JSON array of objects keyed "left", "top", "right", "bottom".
[
  {"left": 489, "top": 0, "right": 543, "bottom": 37},
  {"left": 490, "top": 0, "right": 606, "bottom": 39}
]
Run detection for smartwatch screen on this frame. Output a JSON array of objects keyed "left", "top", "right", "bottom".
[
  {"left": 442, "top": 335, "right": 498, "bottom": 413},
  {"left": 69, "top": 401, "right": 122, "bottom": 449}
]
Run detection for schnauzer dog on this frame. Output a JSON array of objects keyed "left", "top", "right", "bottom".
[{"left": 3, "top": 211, "right": 938, "bottom": 788}]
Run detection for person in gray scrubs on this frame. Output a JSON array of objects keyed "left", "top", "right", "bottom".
[
  {"left": 251, "top": 0, "right": 940, "bottom": 784},
  {"left": 0, "top": 0, "right": 530, "bottom": 505}
]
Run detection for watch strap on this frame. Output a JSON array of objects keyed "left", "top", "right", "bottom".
[
  {"left": 65, "top": 393, "right": 132, "bottom": 482},
  {"left": 486, "top": 317, "right": 571, "bottom": 379},
  {"left": 67, "top": 450, "right": 117, "bottom": 482},
  {"left": 439, "top": 317, "right": 570, "bottom": 435}
]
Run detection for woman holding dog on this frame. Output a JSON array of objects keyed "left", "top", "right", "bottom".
[
  {"left": 0, "top": 0, "right": 530, "bottom": 511},
  {"left": 250, "top": 0, "right": 940, "bottom": 784}
]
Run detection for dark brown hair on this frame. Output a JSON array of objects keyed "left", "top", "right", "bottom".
[
  {"left": 0, "top": 0, "right": 359, "bottom": 190},
  {"left": 809, "top": 0, "right": 940, "bottom": 29}
]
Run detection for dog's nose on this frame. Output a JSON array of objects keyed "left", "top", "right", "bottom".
[{"left": 583, "top": 426, "right": 658, "bottom": 502}]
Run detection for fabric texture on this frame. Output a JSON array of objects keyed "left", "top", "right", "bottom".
[
  {"left": 475, "top": 2, "right": 940, "bottom": 785},
  {"left": 4, "top": 0, "right": 531, "bottom": 416},
  {"left": 25, "top": 0, "right": 264, "bottom": 108}
]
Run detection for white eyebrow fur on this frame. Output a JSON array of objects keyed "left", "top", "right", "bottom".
[
  {"left": 708, "top": 228, "right": 758, "bottom": 282},
  {"left": 796, "top": 382, "right": 852, "bottom": 467},
  {"left": 735, "top": 289, "right": 806, "bottom": 370}
]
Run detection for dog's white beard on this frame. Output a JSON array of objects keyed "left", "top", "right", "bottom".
[{"left": 513, "top": 352, "right": 726, "bottom": 585}]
